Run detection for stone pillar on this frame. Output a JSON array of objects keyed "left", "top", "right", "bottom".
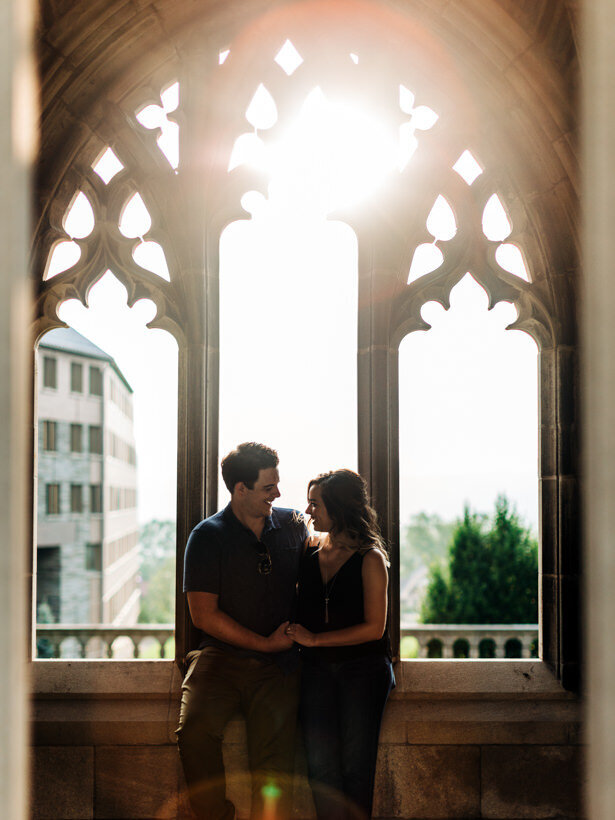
[
  {"left": 520, "top": 639, "right": 533, "bottom": 659},
  {"left": 0, "top": 0, "right": 35, "bottom": 816},
  {"left": 584, "top": 3, "right": 615, "bottom": 818},
  {"left": 441, "top": 641, "right": 454, "bottom": 659},
  {"left": 468, "top": 637, "right": 480, "bottom": 659}
]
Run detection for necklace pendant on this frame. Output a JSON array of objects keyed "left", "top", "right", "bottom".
[{"left": 325, "top": 597, "right": 329, "bottom": 624}]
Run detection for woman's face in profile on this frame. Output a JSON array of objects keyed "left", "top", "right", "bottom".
[{"left": 305, "top": 484, "right": 333, "bottom": 534}]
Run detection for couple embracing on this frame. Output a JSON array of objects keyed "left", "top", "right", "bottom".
[{"left": 176, "top": 442, "right": 395, "bottom": 820}]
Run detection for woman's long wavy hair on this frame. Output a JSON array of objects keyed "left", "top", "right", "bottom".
[{"left": 309, "top": 469, "right": 389, "bottom": 563}]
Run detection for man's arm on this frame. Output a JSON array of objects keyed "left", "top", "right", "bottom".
[{"left": 187, "top": 591, "right": 293, "bottom": 652}]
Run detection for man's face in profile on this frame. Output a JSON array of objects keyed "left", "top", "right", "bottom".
[{"left": 242, "top": 467, "right": 281, "bottom": 518}]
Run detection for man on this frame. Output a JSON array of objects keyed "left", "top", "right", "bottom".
[{"left": 176, "top": 442, "right": 308, "bottom": 820}]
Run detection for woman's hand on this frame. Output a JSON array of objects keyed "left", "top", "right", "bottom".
[{"left": 285, "top": 622, "right": 318, "bottom": 647}]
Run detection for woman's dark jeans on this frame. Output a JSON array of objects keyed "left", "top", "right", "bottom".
[{"left": 299, "top": 654, "right": 395, "bottom": 820}]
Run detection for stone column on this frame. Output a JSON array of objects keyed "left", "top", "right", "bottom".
[
  {"left": 584, "top": 2, "right": 615, "bottom": 818},
  {"left": 467, "top": 637, "right": 480, "bottom": 659},
  {"left": 0, "top": 0, "right": 35, "bottom": 816},
  {"left": 441, "top": 641, "right": 454, "bottom": 659},
  {"left": 494, "top": 639, "right": 506, "bottom": 659}
]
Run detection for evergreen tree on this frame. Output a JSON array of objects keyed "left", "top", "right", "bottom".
[
  {"left": 485, "top": 495, "right": 538, "bottom": 623},
  {"left": 419, "top": 562, "right": 452, "bottom": 624},
  {"left": 420, "top": 496, "right": 538, "bottom": 624}
]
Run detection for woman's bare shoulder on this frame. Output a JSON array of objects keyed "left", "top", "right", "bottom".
[{"left": 363, "top": 547, "right": 387, "bottom": 570}]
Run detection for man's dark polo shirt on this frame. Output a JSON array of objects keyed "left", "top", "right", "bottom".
[{"left": 183, "top": 504, "right": 308, "bottom": 659}]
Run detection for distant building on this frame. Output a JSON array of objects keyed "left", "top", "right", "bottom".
[{"left": 36, "top": 328, "right": 139, "bottom": 635}]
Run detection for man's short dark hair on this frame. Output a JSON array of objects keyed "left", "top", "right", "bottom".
[{"left": 221, "top": 442, "right": 279, "bottom": 493}]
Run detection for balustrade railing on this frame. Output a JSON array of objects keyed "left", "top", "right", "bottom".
[
  {"left": 36, "top": 623, "right": 539, "bottom": 659},
  {"left": 400, "top": 623, "right": 539, "bottom": 658},
  {"left": 36, "top": 624, "right": 174, "bottom": 659}
]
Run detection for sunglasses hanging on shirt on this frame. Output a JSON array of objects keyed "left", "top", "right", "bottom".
[{"left": 255, "top": 543, "right": 272, "bottom": 575}]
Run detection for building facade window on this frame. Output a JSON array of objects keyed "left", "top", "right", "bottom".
[
  {"left": 46, "top": 483, "right": 61, "bottom": 515},
  {"left": 70, "top": 362, "right": 83, "bottom": 392},
  {"left": 36, "top": 546, "right": 61, "bottom": 623},
  {"left": 43, "top": 356, "right": 57, "bottom": 389},
  {"left": 89, "top": 366, "right": 103, "bottom": 396},
  {"left": 85, "top": 542, "right": 102, "bottom": 572},
  {"left": 88, "top": 425, "right": 103, "bottom": 455},
  {"left": 70, "top": 484, "right": 83, "bottom": 513},
  {"left": 70, "top": 423, "right": 82, "bottom": 453},
  {"left": 108, "top": 486, "right": 137, "bottom": 511},
  {"left": 106, "top": 531, "right": 139, "bottom": 564},
  {"left": 89, "top": 484, "right": 102, "bottom": 514},
  {"left": 42, "top": 420, "right": 57, "bottom": 452},
  {"left": 106, "top": 576, "right": 138, "bottom": 623}
]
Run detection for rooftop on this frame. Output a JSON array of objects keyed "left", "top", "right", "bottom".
[{"left": 39, "top": 327, "right": 133, "bottom": 392}]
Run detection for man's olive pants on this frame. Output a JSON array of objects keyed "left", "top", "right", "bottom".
[{"left": 176, "top": 647, "right": 299, "bottom": 820}]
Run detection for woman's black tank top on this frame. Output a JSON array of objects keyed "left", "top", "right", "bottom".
[{"left": 295, "top": 544, "right": 391, "bottom": 662}]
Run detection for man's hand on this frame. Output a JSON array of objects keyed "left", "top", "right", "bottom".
[
  {"left": 285, "top": 623, "right": 317, "bottom": 647},
  {"left": 266, "top": 621, "right": 294, "bottom": 652}
]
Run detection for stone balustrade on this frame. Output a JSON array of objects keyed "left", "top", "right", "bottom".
[
  {"left": 36, "top": 624, "right": 175, "bottom": 659},
  {"left": 401, "top": 623, "right": 539, "bottom": 658},
  {"left": 37, "top": 623, "right": 539, "bottom": 660}
]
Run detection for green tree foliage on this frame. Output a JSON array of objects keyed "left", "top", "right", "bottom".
[
  {"left": 139, "top": 519, "right": 175, "bottom": 582},
  {"left": 420, "top": 496, "right": 538, "bottom": 624},
  {"left": 139, "top": 554, "right": 174, "bottom": 624},
  {"left": 138, "top": 520, "right": 175, "bottom": 624},
  {"left": 401, "top": 512, "right": 456, "bottom": 578}
]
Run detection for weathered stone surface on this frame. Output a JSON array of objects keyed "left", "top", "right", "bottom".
[
  {"left": 373, "top": 745, "right": 481, "bottom": 818},
  {"left": 394, "top": 659, "right": 565, "bottom": 695},
  {"left": 442, "top": 0, "right": 532, "bottom": 69},
  {"left": 481, "top": 745, "right": 584, "bottom": 818},
  {"left": 539, "top": 477, "right": 558, "bottom": 576},
  {"left": 560, "top": 476, "right": 581, "bottom": 575},
  {"left": 31, "top": 746, "right": 94, "bottom": 820},
  {"left": 405, "top": 720, "right": 581, "bottom": 745},
  {"left": 560, "top": 573, "right": 582, "bottom": 670},
  {"left": 30, "top": 662, "right": 582, "bottom": 818},
  {"left": 380, "top": 700, "right": 412, "bottom": 743},
  {"left": 553, "top": 131, "right": 578, "bottom": 195},
  {"left": 32, "top": 659, "right": 182, "bottom": 695},
  {"left": 540, "top": 575, "right": 558, "bottom": 670},
  {"left": 32, "top": 698, "right": 180, "bottom": 746},
  {"left": 94, "top": 746, "right": 179, "bottom": 818}
]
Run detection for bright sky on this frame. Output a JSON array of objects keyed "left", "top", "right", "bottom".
[
  {"left": 399, "top": 275, "right": 538, "bottom": 530},
  {"left": 47, "top": 76, "right": 538, "bottom": 532}
]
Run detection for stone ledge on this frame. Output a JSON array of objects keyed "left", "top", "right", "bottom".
[
  {"left": 31, "top": 658, "right": 573, "bottom": 699},
  {"left": 31, "top": 692, "right": 583, "bottom": 748}
]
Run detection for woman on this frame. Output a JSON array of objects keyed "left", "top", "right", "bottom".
[{"left": 286, "top": 469, "right": 394, "bottom": 820}]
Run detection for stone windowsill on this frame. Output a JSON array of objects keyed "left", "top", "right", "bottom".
[{"left": 31, "top": 658, "right": 574, "bottom": 700}]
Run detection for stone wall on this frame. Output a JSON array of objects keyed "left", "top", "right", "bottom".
[
  {"left": 0, "top": 0, "right": 35, "bottom": 815},
  {"left": 31, "top": 661, "right": 583, "bottom": 819}
]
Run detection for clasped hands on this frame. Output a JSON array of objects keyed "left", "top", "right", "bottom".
[
  {"left": 266, "top": 621, "right": 316, "bottom": 651},
  {"left": 285, "top": 622, "right": 317, "bottom": 647}
]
